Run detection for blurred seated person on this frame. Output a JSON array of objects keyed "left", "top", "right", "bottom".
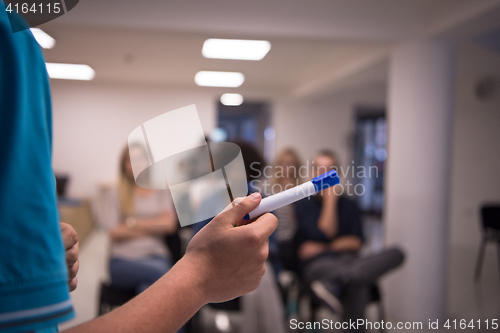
[
  {"left": 192, "top": 140, "right": 286, "bottom": 333},
  {"left": 103, "top": 145, "right": 178, "bottom": 294},
  {"left": 294, "top": 150, "right": 404, "bottom": 331},
  {"left": 271, "top": 148, "right": 304, "bottom": 271},
  {"left": 237, "top": 141, "right": 286, "bottom": 333}
]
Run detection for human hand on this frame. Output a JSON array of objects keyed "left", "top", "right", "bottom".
[
  {"left": 60, "top": 222, "right": 79, "bottom": 292},
  {"left": 321, "top": 185, "right": 340, "bottom": 202},
  {"left": 182, "top": 193, "right": 278, "bottom": 303},
  {"left": 298, "top": 241, "right": 328, "bottom": 261}
]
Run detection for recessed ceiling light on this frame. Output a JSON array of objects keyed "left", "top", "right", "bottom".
[
  {"left": 210, "top": 128, "right": 228, "bottom": 142},
  {"left": 202, "top": 39, "right": 271, "bottom": 61},
  {"left": 45, "top": 63, "right": 96, "bottom": 81},
  {"left": 220, "top": 93, "right": 244, "bottom": 106},
  {"left": 195, "top": 71, "right": 244, "bottom": 87},
  {"left": 30, "top": 28, "right": 55, "bottom": 49}
]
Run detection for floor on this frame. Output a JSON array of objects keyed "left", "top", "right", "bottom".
[
  {"left": 58, "top": 230, "right": 110, "bottom": 331},
  {"left": 58, "top": 221, "right": 500, "bottom": 332}
]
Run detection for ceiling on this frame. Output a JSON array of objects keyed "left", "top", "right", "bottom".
[{"left": 41, "top": 0, "right": 500, "bottom": 97}]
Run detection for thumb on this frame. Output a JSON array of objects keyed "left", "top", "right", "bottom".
[{"left": 215, "top": 192, "right": 262, "bottom": 225}]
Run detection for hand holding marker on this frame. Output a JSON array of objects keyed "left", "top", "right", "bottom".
[{"left": 243, "top": 169, "right": 340, "bottom": 220}]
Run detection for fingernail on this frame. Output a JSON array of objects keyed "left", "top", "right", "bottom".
[{"left": 250, "top": 192, "right": 261, "bottom": 200}]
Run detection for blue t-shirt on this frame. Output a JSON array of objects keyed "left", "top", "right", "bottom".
[{"left": 0, "top": 6, "right": 75, "bottom": 333}]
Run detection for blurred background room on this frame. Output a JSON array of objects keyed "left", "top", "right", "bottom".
[{"left": 35, "top": 0, "right": 500, "bottom": 331}]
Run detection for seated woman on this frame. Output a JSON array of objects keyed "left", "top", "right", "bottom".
[
  {"left": 271, "top": 148, "right": 304, "bottom": 272},
  {"left": 104, "top": 145, "right": 178, "bottom": 294}
]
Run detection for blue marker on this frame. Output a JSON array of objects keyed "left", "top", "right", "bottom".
[{"left": 244, "top": 169, "right": 339, "bottom": 220}]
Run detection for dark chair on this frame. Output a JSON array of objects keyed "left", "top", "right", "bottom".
[
  {"left": 307, "top": 282, "right": 385, "bottom": 324},
  {"left": 368, "top": 283, "right": 385, "bottom": 331},
  {"left": 474, "top": 205, "right": 500, "bottom": 281},
  {"left": 278, "top": 269, "right": 385, "bottom": 332},
  {"left": 165, "top": 232, "right": 183, "bottom": 263},
  {"left": 98, "top": 231, "right": 184, "bottom": 315},
  {"left": 208, "top": 298, "right": 241, "bottom": 311},
  {"left": 98, "top": 282, "right": 136, "bottom": 315}
]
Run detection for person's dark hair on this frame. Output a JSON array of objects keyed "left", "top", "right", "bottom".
[
  {"left": 120, "top": 145, "right": 133, "bottom": 183},
  {"left": 231, "top": 140, "right": 266, "bottom": 181},
  {"left": 316, "top": 149, "right": 339, "bottom": 171}
]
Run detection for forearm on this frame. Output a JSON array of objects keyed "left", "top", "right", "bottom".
[
  {"left": 64, "top": 257, "right": 206, "bottom": 333},
  {"left": 65, "top": 193, "right": 278, "bottom": 333},
  {"left": 136, "top": 213, "right": 176, "bottom": 235},
  {"left": 298, "top": 241, "right": 331, "bottom": 260},
  {"left": 330, "top": 236, "right": 362, "bottom": 252},
  {"left": 317, "top": 200, "right": 338, "bottom": 238},
  {"left": 109, "top": 224, "right": 147, "bottom": 241},
  {"left": 110, "top": 213, "right": 176, "bottom": 240}
]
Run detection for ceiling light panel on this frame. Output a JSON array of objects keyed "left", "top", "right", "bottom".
[
  {"left": 202, "top": 39, "right": 271, "bottom": 61},
  {"left": 220, "top": 93, "right": 244, "bottom": 106},
  {"left": 195, "top": 71, "right": 244, "bottom": 87},
  {"left": 30, "top": 28, "right": 56, "bottom": 49},
  {"left": 46, "top": 63, "right": 96, "bottom": 81}
]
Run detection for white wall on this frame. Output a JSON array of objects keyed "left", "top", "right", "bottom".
[
  {"left": 273, "top": 83, "right": 387, "bottom": 170},
  {"left": 450, "top": 41, "right": 500, "bottom": 248},
  {"left": 447, "top": 42, "right": 500, "bottom": 318},
  {"left": 51, "top": 81, "right": 218, "bottom": 197},
  {"left": 383, "top": 40, "right": 456, "bottom": 322}
]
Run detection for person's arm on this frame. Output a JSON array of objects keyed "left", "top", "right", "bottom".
[
  {"left": 329, "top": 198, "right": 363, "bottom": 253},
  {"left": 109, "top": 211, "right": 177, "bottom": 241},
  {"left": 296, "top": 196, "right": 334, "bottom": 261},
  {"left": 316, "top": 188, "right": 340, "bottom": 238},
  {"left": 298, "top": 235, "right": 363, "bottom": 260},
  {"left": 134, "top": 211, "right": 177, "bottom": 235},
  {"left": 108, "top": 223, "right": 148, "bottom": 241},
  {"left": 110, "top": 190, "right": 178, "bottom": 239},
  {"left": 63, "top": 193, "right": 277, "bottom": 333},
  {"left": 330, "top": 235, "right": 362, "bottom": 252},
  {"left": 104, "top": 188, "right": 147, "bottom": 241},
  {"left": 298, "top": 241, "right": 329, "bottom": 261}
]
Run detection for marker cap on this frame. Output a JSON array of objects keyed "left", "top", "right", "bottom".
[{"left": 311, "top": 169, "right": 340, "bottom": 192}]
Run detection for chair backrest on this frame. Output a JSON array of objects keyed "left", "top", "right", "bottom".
[
  {"left": 481, "top": 205, "right": 500, "bottom": 230},
  {"left": 164, "top": 232, "right": 182, "bottom": 263}
]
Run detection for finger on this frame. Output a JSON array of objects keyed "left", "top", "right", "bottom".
[
  {"left": 216, "top": 192, "right": 262, "bottom": 224},
  {"left": 66, "top": 243, "right": 79, "bottom": 266},
  {"left": 219, "top": 197, "right": 245, "bottom": 214},
  {"left": 60, "top": 223, "right": 78, "bottom": 250},
  {"left": 236, "top": 215, "right": 256, "bottom": 227},
  {"left": 258, "top": 239, "right": 270, "bottom": 262},
  {"left": 238, "top": 212, "right": 278, "bottom": 241},
  {"left": 68, "top": 277, "right": 78, "bottom": 292},
  {"left": 68, "top": 259, "right": 79, "bottom": 280}
]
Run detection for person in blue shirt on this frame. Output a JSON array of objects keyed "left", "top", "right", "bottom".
[
  {"left": 294, "top": 150, "right": 404, "bottom": 332},
  {"left": 0, "top": 6, "right": 277, "bottom": 333},
  {"left": 0, "top": 7, "right": 76, "bottom": 332}
]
